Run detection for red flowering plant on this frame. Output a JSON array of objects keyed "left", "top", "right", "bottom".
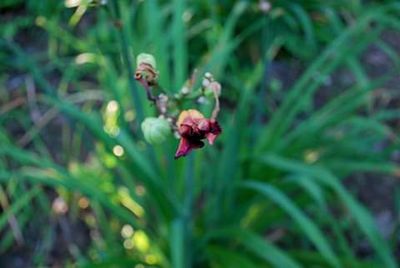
[
  {"left": 134, "top": 53, "right": 222, "bottom": 159},
  {"left": 175, "top": 109, "right": 221, "bottom": 158}
]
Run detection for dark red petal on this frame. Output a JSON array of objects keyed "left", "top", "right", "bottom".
[
  {"left": 205, "top": 133, "right": 218, "bottom": 145},
  {"left": 205, "top": 120, "right": 221, "bottom": 145},
  {"left": 175, "top": 138, "right": 204, "bottom": 159},
  {"left": 197, "top": 119, "right": 210, "bottom": 132},
  {"left": 209, "top": 120, "right": 222, "bottom": 135},
  {"left": 179, "top": 124, "right": 193, "bottom": 137}
]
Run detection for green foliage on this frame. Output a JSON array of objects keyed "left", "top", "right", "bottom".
[{"left": 1, "top": 0, "right": 400, "bottom": 267}]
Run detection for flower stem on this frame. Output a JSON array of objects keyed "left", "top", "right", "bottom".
[
  {"left": 109, "top": 0, "right": 145, "bottom": 124},
  {"left": 211, "top": 89, "right": 220, "bottom": 120},
  {"left": 183, "top": 154, "right": 194, "bottom": 267}
]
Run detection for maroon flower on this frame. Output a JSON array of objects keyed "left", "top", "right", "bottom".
[{"left": 175, "top": 109, "right": 221, "bottom": 159}]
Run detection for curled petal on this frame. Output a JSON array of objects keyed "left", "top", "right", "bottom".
[
  {"left": 209, "top": 120, "right": 221, "bottom": 133},
  {"left": 175, "top": 138, "right": 204, "bottom": 159},
  {"left": 134, "top": 63, "right": 158, "bottom": 86},
  {"left": 206, "top": 120, "right": 221, "bottom": 145},
  {"left": 206, "top": 133, "right": 218, "bottom": 145},
  {"left": 197, "top": 119, "right": 210, "bottom": 132},
  {"left": 174, "top": 109, "right": 221, "bottom": 159},
  {"left": 176, "top": 109, "right": 204, "bottom": 127},
  {"left": 179, "top": 124, "right": 193, "bottom": 137}
]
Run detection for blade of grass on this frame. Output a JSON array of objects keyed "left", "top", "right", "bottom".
[
  {"left": 0, "top": 186, "right": 40, "bottom": 232},
  {"left": 288, "top": 175, "right": 357, "bottom": 265},
  {"left": 241, "top": 181, "right": 340, "bottom": 268},
  {"left": 172, "top": 0, "right": 187, "bottom": 89},
  {"left": 108, "top": 0, "right": 144, "bottom": 124},
  {"left": 206, "top": 228, "right": 303, "bottom": 268},
  {"left": 0, "top": 169, "right": 140, "bottom": 229},
  {"left": 256, "top": 7, "right": 397, "bottom": 151},
  {"left": 258, "top": 154, "right": 397, "bottom": 268},
  {"left": 170, "top": 218, "right": 185, "bottom": 268},
  {"left": 207, "top": 246, "right": 259, "bottom": 268}
]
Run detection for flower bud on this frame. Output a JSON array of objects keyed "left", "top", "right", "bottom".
[
  {"left": 135, "top": 53, "right": 158, "bottom": 86},
  {"left": 157, "top": 94, "right": 169, "bottom": 114},
  {"left": 202, "top": 77, "right": 211, "bottom": 88},
  {"left": 204, "top": 72, "right": 213, "bottom": 79},
  {"left": 141, "top": 117, "right": 170, "bottom": 144},
  {"left": 136, "top": 53, "right": 157, "bottom": 69}
]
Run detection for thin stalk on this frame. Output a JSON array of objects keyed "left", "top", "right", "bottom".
[
  {"left": 183, "top": 154, "right": 194, "bottom": 267},
  {"left": 109, "top": 0, "right": 144, "bottom": 124},
  {"left": 108, "top": 0, "right": 165, "bottom": 181}
]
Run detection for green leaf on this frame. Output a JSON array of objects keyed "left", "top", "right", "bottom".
[
  {"left": 259, "top": 154, "right": 397, "bottom": 268},
  {"left": 207, "top": 228, "right": 302, "bottom": 268},
  {"left": 170, "top": 218, "right": 185, "bottom": 268},
  {"left": 207, "top": 246, "right": 260, "bottom": 268},
  {"left": 241, "top": 181, "right": 340, "bottom": 268},
  {"left": 0, "top": 186, "right": 40, "bottom": 232}
]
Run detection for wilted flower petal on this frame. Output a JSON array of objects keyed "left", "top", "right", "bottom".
[{"left": 174, "top": 109, "right": 221, "bottom": 159}]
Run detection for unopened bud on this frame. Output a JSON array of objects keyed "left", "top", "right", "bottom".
[
  {"left": 197, "top": 96, "right": 209, "bottom": 104},
  {"left": 204, "top": 72, "right": 213, "bottom": 79},
  {"left": 136, "top": 53, "right": 157, "bottom": 69},
  {"left": 141, "top": 117, "right": 170, "bottom": 144},
  {"left": 157, "top": 94, "right": 169, "bottom": 114},
  {"left": 202, "top": 72, "right": 213, "bottom": 88},
  {"left": 259, "top": 0, "right": 271, "bottom": 13},
  {"left": 202, "top": 77, "right": 211, "bottom": 88},
  {"left": 135, "top": 53, "right": 158, "bottom": 86},
  {"left": 181, "top": 86, "right": 190, "bottom": 95}
]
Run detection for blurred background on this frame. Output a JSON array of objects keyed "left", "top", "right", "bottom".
[{"left": 1, "top": 0, "right": 400, "bottom": 267}]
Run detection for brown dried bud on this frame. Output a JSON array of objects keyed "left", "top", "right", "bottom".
[{"left": 135, "top": 53, "right": 158, "bottom": 86}]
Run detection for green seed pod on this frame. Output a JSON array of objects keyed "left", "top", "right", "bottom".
[
  {"left": 136, "top": 53, "right": 157, "bottom": 69},
  {"left": 141, "top": 117, "right": 170, "bottom": 144}
]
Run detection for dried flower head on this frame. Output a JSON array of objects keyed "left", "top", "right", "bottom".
[
  {"left": 135, "top": 53, "right": 158, "bottom": 86},
  {"left": 175, "top": 109, "right": 221, "bottom": 159},
  {"left": 134, "top": 53, "right": 223, "bottom": 159}
]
